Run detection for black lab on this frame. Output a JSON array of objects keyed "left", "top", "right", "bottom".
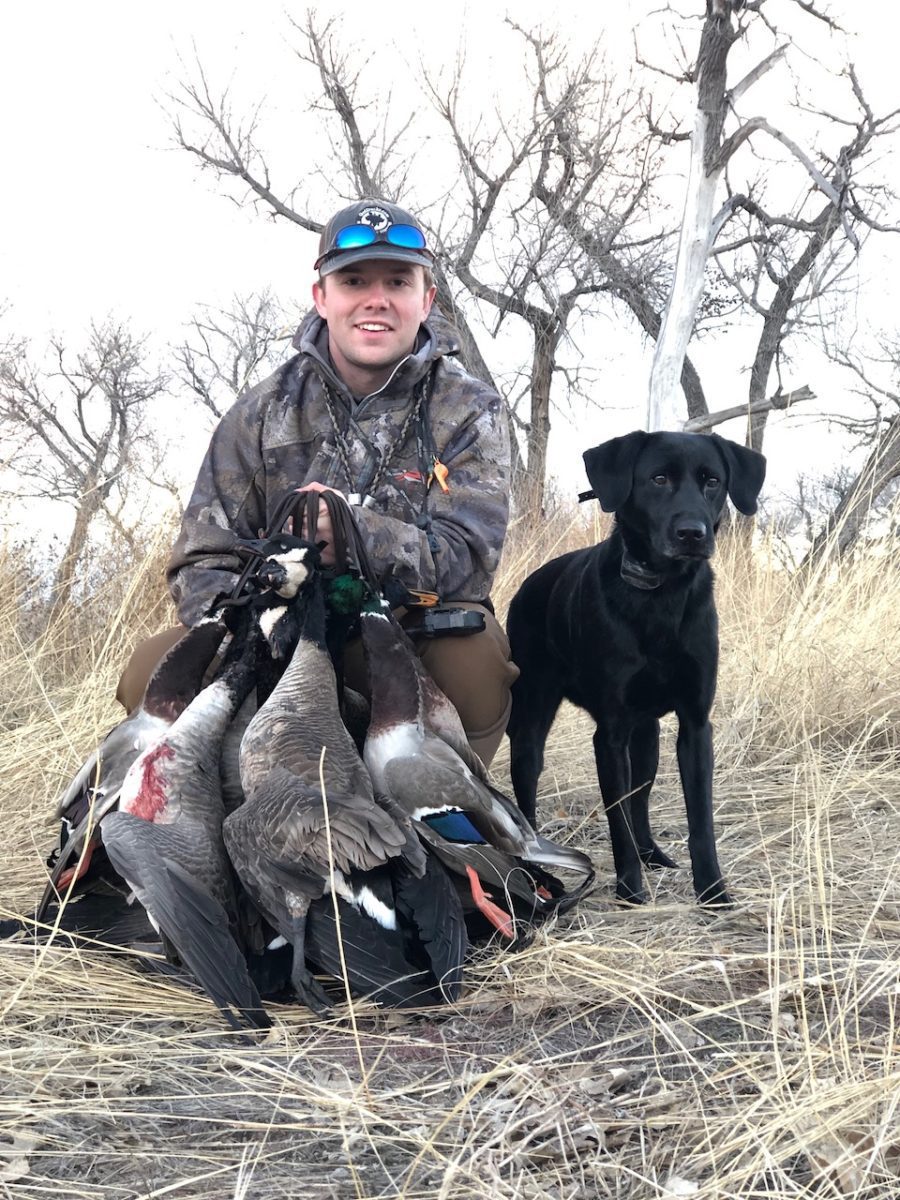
[{"left": 506, "top": 431, "right": 766, "bottom": 906}]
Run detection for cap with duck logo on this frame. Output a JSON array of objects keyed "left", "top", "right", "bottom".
[{"left": 315, "top": 199, "right": 434, "bottom": 276}]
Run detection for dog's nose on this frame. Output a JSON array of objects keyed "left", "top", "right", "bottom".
[{"left": 675, "top": 520, "right": 707, "bottom": 544}]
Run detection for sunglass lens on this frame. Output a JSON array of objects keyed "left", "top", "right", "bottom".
[
  {"left": 386, "top": 224, "right": 427, "bottom": 250},
  {"left": 334, "top": 224, "right": 377, "bottom": 250}
]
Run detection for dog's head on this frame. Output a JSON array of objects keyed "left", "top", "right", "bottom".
[{"left": 582, "top": 431, "right": 766, "bottom": 563}]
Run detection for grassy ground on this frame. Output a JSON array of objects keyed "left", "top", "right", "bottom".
[{"left": 0, "top": 516, "right": 898, "bottom": 1198}]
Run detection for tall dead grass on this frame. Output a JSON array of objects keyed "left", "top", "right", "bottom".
[{"left": 0, "top": 511, "right": 898, "bottom": 1198}]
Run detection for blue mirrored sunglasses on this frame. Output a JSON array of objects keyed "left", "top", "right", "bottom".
[{"left": 333, "top": 222, "right": 428, "bottom": 252}]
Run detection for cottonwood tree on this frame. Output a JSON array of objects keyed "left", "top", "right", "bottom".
[{"left": 0, "top": 322, "right": 167, "bottom": 616}]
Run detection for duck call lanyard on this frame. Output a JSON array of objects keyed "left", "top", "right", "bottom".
[{"left": 319, "top": 367, "right": 444, "bottom": 552}]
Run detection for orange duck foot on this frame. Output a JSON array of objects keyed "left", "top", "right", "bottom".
[{"left": 465, "top": 866, "right": 515, "bottom": 940}]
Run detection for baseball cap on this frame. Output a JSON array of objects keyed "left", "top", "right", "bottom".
[{"left": 314, "top": 199, "right": 434, "bottom": 276}]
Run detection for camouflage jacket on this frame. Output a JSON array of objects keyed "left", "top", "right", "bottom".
[{"left": 168, "top": 311, "right": 510, "bottom": 625}]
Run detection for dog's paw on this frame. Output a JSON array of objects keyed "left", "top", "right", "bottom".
[
  {"left": 696, "top": 881, "right": 733, "bottom": 908},
  {"left": 615, "top": 879, "right": 648, "bottom": 905},
  {"left": 639, "top": 843, "right": 678, "bottom": 870}
]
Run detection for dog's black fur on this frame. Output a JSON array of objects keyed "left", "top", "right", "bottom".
[{"left": 506, "top": 431, "right": 766, "bottom": 906}]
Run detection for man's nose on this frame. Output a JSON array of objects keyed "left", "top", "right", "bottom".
[{"left": 362, "top": 283, "right": 390, "bottom": 307}]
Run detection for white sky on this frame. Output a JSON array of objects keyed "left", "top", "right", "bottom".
[{"left": 1, "top": 1, "right": 897, "bottom": 509}]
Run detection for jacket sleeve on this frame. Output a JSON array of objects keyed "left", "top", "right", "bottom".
[
  {"left": 166, "top": 382, "right": 271, "bottom": 626},
  {"left": 352, "top": 380, "right": 510, "bottom": 602}
]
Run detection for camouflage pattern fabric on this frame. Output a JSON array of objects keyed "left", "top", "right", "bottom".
[{"left": 168, "top": 311, "right": 510, "bottom": 626}]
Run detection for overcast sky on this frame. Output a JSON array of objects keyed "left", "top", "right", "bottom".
[{"left": 1, "top": 2, "right": 896, "bottom": 501}]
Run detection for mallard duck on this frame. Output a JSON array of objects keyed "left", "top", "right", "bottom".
[
  {"left": 359, "top": 602, "right": 596, "bottom": 940},
  {"left": 99, "top": 609, "right": 271, "bottom": 1032},
  {"left": 225, "top": 535, "right": 465, "bottom": 1012}
]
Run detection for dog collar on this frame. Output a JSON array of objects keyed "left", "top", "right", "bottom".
[{"left": 620, "top": 550, "right": 662, "bottom": 590}]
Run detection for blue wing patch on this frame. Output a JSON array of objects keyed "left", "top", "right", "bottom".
[{"left": 422, "top": 811, "right": 486, "bottom": 844}]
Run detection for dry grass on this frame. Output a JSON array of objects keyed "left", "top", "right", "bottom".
[{"left": 1, "top": 515, "right": 899, "bottom": 1198}]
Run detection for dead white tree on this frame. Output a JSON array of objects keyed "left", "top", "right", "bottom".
[{"left": 646, "top": 0, "right": 874, "bottom": 431}]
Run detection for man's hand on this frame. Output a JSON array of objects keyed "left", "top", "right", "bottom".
[{"left": 294, "top": 482, "right": 347, "bottom": 567}]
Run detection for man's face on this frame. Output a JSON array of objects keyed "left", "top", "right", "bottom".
[{"left": 312, "top": 259, "right": 437, "bottom": 394}]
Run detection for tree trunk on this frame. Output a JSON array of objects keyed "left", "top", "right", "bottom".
[
  {"left": 49, "top": 485, "right": 102, "bottom": 624},
  {"left": 647, "top": 10, "right": 738, "bottom": 430},
  {"left": 524, "top": 337, "right": 555, "bottom": 516}
]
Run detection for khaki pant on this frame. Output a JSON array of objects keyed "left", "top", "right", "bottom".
[{"left": 116, "top": 603, "right": 519, "bottom": 768}]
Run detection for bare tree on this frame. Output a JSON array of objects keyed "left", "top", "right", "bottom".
[
  {"left": 798, "top": 335, "right": 900, "bottom": 563},
  {"left": 0, "top": 321, "right": 167, "bottom": 616},
  {"left": 174, "top": 290, "right": 293, "bottom": 423},
  {"left": 645, "top": 1, "right": 899, "bottom": 439}
]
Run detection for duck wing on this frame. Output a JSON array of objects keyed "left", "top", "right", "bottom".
[{"left": 101, "top": 812, "right": 270, "bottom": 1032}]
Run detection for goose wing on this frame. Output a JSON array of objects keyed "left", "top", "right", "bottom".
[{"left": 101, "top": 812, "right": 270, "bottom": 1032}]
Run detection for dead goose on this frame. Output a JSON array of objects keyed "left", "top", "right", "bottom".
[
  {"left": 225, "top": 536, "right": 465, "bottom": 1012},
  {"left": 359, "top": 602, "right": 596, "bottom": 939}
]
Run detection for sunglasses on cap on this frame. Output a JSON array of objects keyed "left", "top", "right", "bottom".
[{"left": 315, "top": 223, "right": 432, "bottom": 269}]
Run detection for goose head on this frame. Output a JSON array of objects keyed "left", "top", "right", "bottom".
[{"left": 236, "top": 535, "right": 322, "bottom": 660}]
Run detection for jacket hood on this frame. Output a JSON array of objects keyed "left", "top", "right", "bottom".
[{"left": 290, "top": 308, "right": 461, "bottom": 398}]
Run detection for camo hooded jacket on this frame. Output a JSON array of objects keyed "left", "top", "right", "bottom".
[{"left": 168, "top": 311, "right": 510, "bottom": 626}]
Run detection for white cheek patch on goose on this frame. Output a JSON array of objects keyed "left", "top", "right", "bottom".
[{"left": 271, "top": 549, "right": 311, "bottom": 597}]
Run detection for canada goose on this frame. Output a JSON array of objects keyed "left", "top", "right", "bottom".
[
  {"left": 225, "top": 536, "right": 465, "bottom": 1012},
  {"left": 359, "top": 603, "right": 596, "bottom": 939}
]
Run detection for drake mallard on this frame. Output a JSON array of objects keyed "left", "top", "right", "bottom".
[
  {"left": 224, "top": 535, "right": 465, "bottom": 1012},
  {"left": 359, "top": 601, "right": 596, "bottom": 940}
]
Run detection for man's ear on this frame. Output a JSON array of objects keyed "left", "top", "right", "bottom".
[
  {"left": 582, "top": 431, "right": 649, "bottom": 512},
  {"left": 710, "top": 434, "right": 767, "bottom": 515},
  {"left": 312, "top": 279, "right": 327, "bottom": 319}
]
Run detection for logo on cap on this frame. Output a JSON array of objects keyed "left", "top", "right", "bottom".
[{"left": 357, "top": 206, "right": 392, "bottom": 232}]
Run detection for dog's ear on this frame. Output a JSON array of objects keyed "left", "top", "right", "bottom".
[
  {"left": 582, "top": 432, "right": 649, "bottom": 512},
  {"left": 710, "top": 434, "right": 767, "bottom": 515}
]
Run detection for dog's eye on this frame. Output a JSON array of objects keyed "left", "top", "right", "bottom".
[
  {"left": 651, "top": 473, "right": 668, "bottom": 486},
  {"left": 704, "top": 475, "right": 721, "bottom": 488}
]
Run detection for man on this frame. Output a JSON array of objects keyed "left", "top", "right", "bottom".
[{"left": 118, "top": 199, "right": 517, "bottom": 766}]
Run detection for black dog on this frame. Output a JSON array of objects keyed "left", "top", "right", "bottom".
[{"left": 506, "top": 431, "right": 766, "bottom": 906}]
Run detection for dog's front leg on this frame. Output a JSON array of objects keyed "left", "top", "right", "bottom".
[
  {"left": 675, "top": 718, "right": 732, "bottom": 906},
  {"left": 592, "top": 727, "right": 646, "bottom": 903},
  {"left": 629, "top": 720, "right": 678, "bottom": 870}
]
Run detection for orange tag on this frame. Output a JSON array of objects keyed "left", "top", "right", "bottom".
[{"left": 432, "top": 458, "right": 450, "bottom": 493}]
